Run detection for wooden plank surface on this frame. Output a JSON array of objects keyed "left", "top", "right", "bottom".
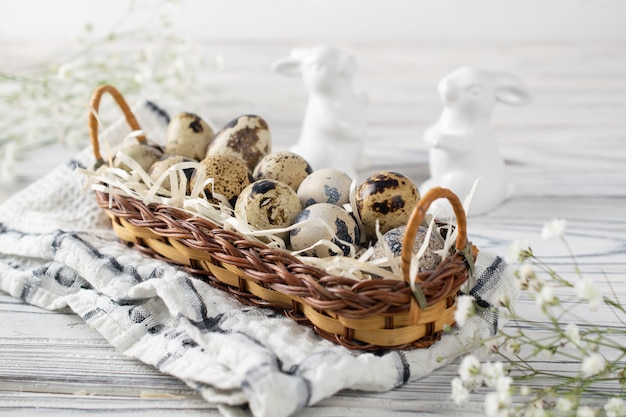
[{"left": 1, "top": 39, "right": 625, "bottom": 416}]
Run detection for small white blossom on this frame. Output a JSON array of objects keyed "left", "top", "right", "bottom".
[
  {"left": 484, "top": 392, "right": 500, "bottom": 417},
  {"left": 520, "top": 264, "right": 536, "bottom": 280},
  {"left": 495, "top": 376, "right": 513, "bottom": 402},
  {"left": 134, "top": 66, "right": 154, "bottom": 85},
  {"left": 556, "top": 397, "right": 576, "bottom": 412},
  {"left": 505, "top": 339, "right": 521, "bottom": 355},
  {"left": 577, "top": 406, "right": 597, "bottom": 417},
  {"left": 604, "top": 397, "right": 626, "bottom": 417},
  {"left": 451, "top": 377, "right": 470, "bottom": 405},
  {"left": 541, "top": 218, "right": 567, "bottom": 240},
  {"left": 580, "top": 352, "right": 606, "bottom": 377},
  {"left": 535, "top": 285, "right": 559, "bottom": 308},
  {"left": 484, "top": 391, "right": 511, "bottom": 417},
  {"left": 455, "top": 295, "right": 476, "bottom": 327},
  {"left": 459, "top": 355, "right": 481, "bottom": 382},
  {"left": 565, "top": 323, "right": 581, "bottom": 345},
  {"left": 482, "top": 337, "right": 503, "bottom": 355},
  {"left": 506, "top": 239, "right": 532, "bottom": 263},
  {"left": 57, "top": 63, "right": 73, "bottom": 80},
  {"left": 515, "top": 264, "right": 534, "bottom": 290},
  {"left": 481, "top": 362, "right": 506, "bottom": 387},
  {"left": 530, "top": 274, "right": 546, "bottom": 292},
  {"left": 575, "top": 279, "right": 603, "bottom": 311},
  {"left": 520, "top": 386, "right": 531, "bottom": 396}
]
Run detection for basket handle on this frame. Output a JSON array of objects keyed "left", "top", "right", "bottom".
[
  {"left": 401, "top": 186, "right": 473, "bottom": 284},
  {"left": 89, "top": 84, "right": 146, "bottom": 167}
]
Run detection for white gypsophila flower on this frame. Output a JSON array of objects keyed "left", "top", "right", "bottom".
[
  {"left": 520, "top": 263, "right": 535, "bottom": 279},
  {"left": 451, "top": 377, "right": 470, "bottom": 405},
  {"left": 514, "top": 278, "right": 528, "bottom": 292},
  {"left": 515, "top": 264, "right": 534, "bottom": 291},
  {"left": 535, "top": 285, "right": 559, "bottom": 308},
  {"left": 484, "top": 392, "right": 501, "bottom": 417},
  {"left": 529, "top": 274, "right": 546, "bottom": 292},
  {"left": 495, "top": 376, "right": 513, "bottom": 402},
  {"left": 565, "top": 323, "right": 581, "bottom": 345},
  {"left": 575, "top": 279, "right": 603, "bottom": 311},
  {"left": 577, "top": 406, "right": 597, "bottom": 417},
  {"left": 581, "top": 352, "right": 606, "bottom": 377},
  {"left": 57, "top": 62, "right": 73, "bottom": 80},
  {"left": 484, "top": 391, "right": 511, "bottom": 417},
  {"left": 459, "top": 355, "right": 481, "bottom": 382},
  {"left": 482, "top": 336, "right": 503, "bottom": 355},
  {"left": 605, "top": 398, "right": 626, "bottom": 417},
  {"left": 455, "top": 295, "right": 476, "bottom": 327},
  {"left": 556, "top": 397, "right": 576, "bottom": 413},
  {"left": 481, "top": 362, "right": 505, "bottom": 387},
  {"left": 519, "top": 386, "right": 531, "bottom": 397},
  {"left": 506, "top": 240, "right": 532, "bottom": 263},
  {"left": 541, "top": 218, "right": 567, "bottom": 240},
  {"left": 505, "top": 339, "right": 521, "bottom": 355}
]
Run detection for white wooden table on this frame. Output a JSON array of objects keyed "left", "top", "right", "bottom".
[{"left": 1, "top": 38, "right": 625, "bottom": 416}]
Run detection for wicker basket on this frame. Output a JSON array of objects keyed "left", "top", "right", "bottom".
[{"left": 88, "top": 84, "right": 478, "bottom": 350}]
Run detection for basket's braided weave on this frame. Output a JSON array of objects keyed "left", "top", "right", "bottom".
[{"left": 96, "top": 192, "right": 471, "bottom": 336}]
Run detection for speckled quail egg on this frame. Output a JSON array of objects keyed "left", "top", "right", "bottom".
[
  {"left": 149, "top": 155, "right": 195, "bottom": 193},
  {"left": 354, "top": 171, "right": 421, "bottom": 242},
  {"left": 297, "top": 168, "right": 353, "bottom": 208},
  {"left": 289, "top": 203, "right": 360, "bottom": 257},
  {"left": 113, "top": 142, "right": 163, "bottom": 173},
  {"left": 234, "top": 179, "right": 302, "bottom": 240},
  {"left": 207, "top": 115, "right": 271, "bottom": 172},
  {"left": 165, "top": 112, "right": 214, "bottom": 161},
  {"left": 190, "top": 154, "right": 252, "bottom": 207},
  {"left": 252, "top": 151, "right": 312, "bottom": 191},
  {"left": 372, "top": 225, "right": 446, "bottom": 272}
]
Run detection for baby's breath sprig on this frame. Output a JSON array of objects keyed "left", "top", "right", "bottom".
[
  {"left": 452, "top": 218, "right": 626, "bottom": 417},
  {"left": 0, "top": 0, "right": 207, "bottom": 181}
]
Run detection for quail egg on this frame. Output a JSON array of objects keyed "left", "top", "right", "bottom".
[
  {"left": 207, "top": 115, "right": 271, "bottom": 171},
  {"left": 354, "top": 171, "right": 421, "bottom": 241},
  {"left": 289, "top": 203, "right": 360, "bottom": 257},
  {"left": 165, "top": 112, "right": 214, "bottom": 161},
  {"left": 297, "top": 168, "right": 353, "bottom": 208},
  {"left": 149, "top": 155, "right": 195, "bottom": 193},
  {"left": 190, "top": 154, "right": 252, "bottom": 207},
  {"left": 372, "top": 225, "right": 445, "bottom": 272},
  {"left": 113, "top": 142, "right": 163, "bottom": 173},
  {"left": 234, "top": 179, "right": 302, "bottom": 240},
  {"left": 253, "top": 151, "right": 312, "bottom": 191}
]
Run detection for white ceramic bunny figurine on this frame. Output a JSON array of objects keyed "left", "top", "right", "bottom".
[
  {"left": 272, "top": 46, "right": 366, "bottom": 178},
  {"left": 420, "top": 66, "right": 532, "bottom": 218}
]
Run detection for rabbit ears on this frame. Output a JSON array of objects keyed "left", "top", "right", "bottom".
[
  {"left": 440, "top": 66, "right": 532, "bottom": 107},
  {"left": 272, "top": 46, "right": 357, "bottom": 78},
  {"left": 493, "top": 72, "right": 533, "bottom": 106}
]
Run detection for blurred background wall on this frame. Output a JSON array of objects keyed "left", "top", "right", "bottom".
[{"left": 2, "top": 0, "right": 626, "bottom": 42}]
